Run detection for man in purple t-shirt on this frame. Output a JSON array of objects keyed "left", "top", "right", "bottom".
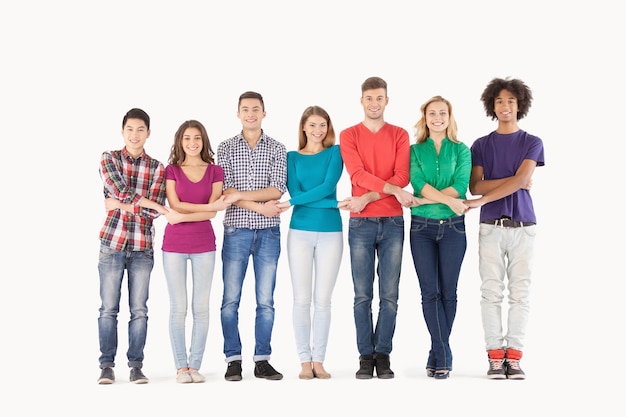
[{"left": 465, "top": 77, "right": 545, "bottom": 381}]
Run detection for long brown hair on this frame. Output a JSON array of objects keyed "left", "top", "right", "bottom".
[
  {"left": 298, "top": 106, "right": 336, "bottom": 150},
  {"left": 168, "top": 120, "right": 215, "bottom": 165}
]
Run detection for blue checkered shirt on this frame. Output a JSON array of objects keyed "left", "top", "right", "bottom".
[{"left": 217, "top": 131, "right": 287, "bottom": 229}]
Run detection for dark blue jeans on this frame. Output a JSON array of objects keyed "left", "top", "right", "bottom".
[
  {"left": 348, "top": 216, "right": 404, "bottom": 356},
  {"left": 409, "top": 215, "right": 466, "bottom": 371}
]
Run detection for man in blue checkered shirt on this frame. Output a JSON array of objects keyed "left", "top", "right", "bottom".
[{"left": 217, "top": 91, "right": 287, "bottom": 381}]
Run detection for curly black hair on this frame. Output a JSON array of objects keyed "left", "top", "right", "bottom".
[{"left": 480, "top": 77, "right": 533, "bottom": 121}]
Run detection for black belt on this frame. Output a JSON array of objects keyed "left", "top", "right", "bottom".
[{"left": 481, "top": 218, "right": 535, "bottom": 228}]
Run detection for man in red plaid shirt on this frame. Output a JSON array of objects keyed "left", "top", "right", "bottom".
[{"left": 96, "top": 108, "right": 176, "bottom": 385}]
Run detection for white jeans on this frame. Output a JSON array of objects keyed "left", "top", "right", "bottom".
[
  {"left": 478, "top": 223, "right": 536, "bottom": 351},
  {"left": 287, "top": 229, "right": 343, "bottom": 363}
]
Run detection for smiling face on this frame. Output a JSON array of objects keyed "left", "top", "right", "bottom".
[
  {"left": 237, "top": 97, "right": 265, "bottom": 130},
  {"left": 494, "top": 89, "right": 519, "bottom": 123},
  {"left": 360, "top": 87, "right": 388, "bottom": 120},
  {"left": 122, "top": 118, "right": 150, "bottom": 157},
  {"left": 303, "top": 114, "right": 328, "bottom": 146},
  {"left": 425, "top": 101, "right": 449, "bottom": 139},
  {"left": 181, "top": 127, "right": 203, "bottom": 158}
]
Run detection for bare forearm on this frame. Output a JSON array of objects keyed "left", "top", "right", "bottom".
[
  {"left": 224, "top": 187, "right": 283, "bottom": 203},
  {"left": 471, "top": 177, "right": 507, "bottom": 196},
  {"left": 137, "top": 196, "right": 167, "bottom": 214}
]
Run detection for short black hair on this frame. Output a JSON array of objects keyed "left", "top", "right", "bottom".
[{"left": 123, "top": 108, "right": 150, "bottom": 129}]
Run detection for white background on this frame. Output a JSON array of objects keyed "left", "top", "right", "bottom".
[{"left": 1, "top": 1, "right": 623, "bottom": 415}]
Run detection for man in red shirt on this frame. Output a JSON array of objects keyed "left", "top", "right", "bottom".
[
  {"left": 340, "top": 76, "right": 413, "bottom": 379},
  {"left": 97, "top": 108, "right": 175, "bottom": 385}
]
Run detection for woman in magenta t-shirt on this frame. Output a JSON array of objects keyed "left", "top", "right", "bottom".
[{"left": 162, "top": 120, "right": 231, "bottom": 383}]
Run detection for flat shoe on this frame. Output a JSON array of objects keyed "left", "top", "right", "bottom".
[
  {"left": 299, "top": 370, "right": 314, "bottom": 380},
  {"left": 313, "top": 369, "right": 331, "bottom": 379},
  {"left": 189, "top": 370, "right": 206, "bottom": 383}
]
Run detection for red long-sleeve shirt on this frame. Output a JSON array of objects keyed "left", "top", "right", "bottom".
[{"left": 340, "top": 122, "right": 410, "bottom": 217}]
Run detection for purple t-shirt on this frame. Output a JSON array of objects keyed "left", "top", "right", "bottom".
[
  {"left": 470, "top": 130, "right": 545, "bottom": 224},
  {"left": 162, "top": 164, "right": 224, "bottom": 253}
]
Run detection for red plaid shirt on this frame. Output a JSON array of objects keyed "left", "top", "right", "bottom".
[{"left": 99, "top": 147, "right": 166, "bottom": 251}]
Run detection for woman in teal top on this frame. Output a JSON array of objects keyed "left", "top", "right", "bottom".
[
  {"left": 408, "top": 96, "right": 471, "bottom": 379},
  {"left": 277, "top": 106, "right": 344, "bottom": 380}
]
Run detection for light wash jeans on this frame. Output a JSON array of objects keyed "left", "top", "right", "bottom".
[
  {"left": 162, "top": 251, "right": 215, "bottom": 370},
  {"left": 287, "top": 229, "right": 343, "bottom": 363},
  {"left": 409, "top": 215, "right": 466, "bottom": 372},
  {"left": 348, "top": 216, "right": 404, "bottom": 356},
  {"left": 220, "top": 226, "right": 281, "bottom": 362},
  {"left": 98, "top": 243, "right": 153, "bottom": 369},
  {"left": 479, "top": 223, "right": 536, "bottom": 351}
]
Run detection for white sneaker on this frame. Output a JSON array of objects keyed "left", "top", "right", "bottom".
[
  {"left": 176, "top": 370, "right": 193, "bottom": 383},
  {"left": 189, "top": 370, "right": 206, "bottom": 383}
]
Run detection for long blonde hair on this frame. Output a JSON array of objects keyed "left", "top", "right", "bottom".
[{"left": 414, "top": 96, "right": 459, "bottom": 144}]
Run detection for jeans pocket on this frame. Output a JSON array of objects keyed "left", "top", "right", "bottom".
[
  {"left": 349, "top": 218, "right": 363, "bottom": 229},
  {"left": 451, "top": 222, "right": 466, "bottom": 235},
  {"left": 224, "top": 226, "right": 238, "bottom": 236},
  {"left": 390, "top": 216, "right": 405, "bottom": 228},
  {"left": 268, "top": 225, "right": 281, "bottom": 239}
]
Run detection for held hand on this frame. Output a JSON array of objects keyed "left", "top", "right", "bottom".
[
  {"left": 463, "top": 198, "right": 483, "bottom": 210},
  {"left": 449, "top": 199, "right": 469, "bottom": 216},
  {"left": 212, "top": 195, "right": 232, "bottom": 211},
  {"left": 276, "top": 200, "right": 292, "bottom": 211},
  {"left": 408, "top": 196, "right": 421, "bottom": 208},
  {"left": 156, "top": 205, "right": 170, "bottom": 216},
  {"left": 344, "top": 196, "right": 368, "bottom": 213},
  {"left": 164, "top": 207, "right": 184, "bottom": 224},
  {"left": 261, "top": 200, "right": 282, "bottom": 217},
  {"left": 223, "top": 192, "right": 241, "bottom": 204},
  {"left": 394, "top": 189, "right": 415, "bottom": 208},
  {"left": 104, "top": 197, "right": 120, "bottom": 211},
  {"left": 337, "top": 200, "right": 350, "bottom": 210}
]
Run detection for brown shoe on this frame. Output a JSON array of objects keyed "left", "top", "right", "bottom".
[
  {"left": 312, "top": 362, "right": 331, "bottom": 379},
  {"left": 299, "top": 362, "right": 314, "bottom": 380}
]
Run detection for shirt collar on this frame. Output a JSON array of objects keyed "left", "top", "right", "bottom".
[{"left": 121, "top": 147, "right": 146, "bottom": 161}]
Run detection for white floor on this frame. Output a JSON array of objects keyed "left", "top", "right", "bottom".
[{"left": 12, "top": 227, "right": 619, "bottom": 416}]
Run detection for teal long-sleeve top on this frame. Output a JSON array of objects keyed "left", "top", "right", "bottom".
[
  {"left": 287, "top": 145, "right": 343, "bottom": 232},
  {"left": 409, "top": 137, "right": 471, "bottom": 219}
]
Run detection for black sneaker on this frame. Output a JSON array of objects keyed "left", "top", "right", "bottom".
[
  {"left": 129, "top": 367, "right": 148, "bottom": 384},
  {"left": 225, "top": 360, "right": 243, "bottom": 381},
  {"left": 254, "top": 360, "right": 283, "bottom": 380},
  {"left": 355, "top": 354, "right": 375, "bottom": 379},
  {"left": 97, "top": 367, "right": 115, "bottom": 384},
  {"left": 487, "top": 358, "right": 506, "bottom": 379},
  {"left": 505, "top": 359, "right": 526, "bottom": 380},
  {"left": 374, "top": 354, "right": 395, "bottom": 379}
]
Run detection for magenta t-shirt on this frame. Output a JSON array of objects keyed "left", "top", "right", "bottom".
[{"left": 162, "top": 164, "right": 224, "bottom": 253}]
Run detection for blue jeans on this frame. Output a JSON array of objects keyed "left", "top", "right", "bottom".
[
  {"left": 409, "top": 215, "right": 467, "bottom": 372},
  {"left": 98, "top": 243, "right": 154, "bottom": 369},
  {"left": 348, "top": 216, "right": 404, "bottom": 356},
  {"left": 163, "top": 251, "right": 215, "bottom": 370},
  {"left": 220, "top": 226, "right": 281, "bottom": 362}
]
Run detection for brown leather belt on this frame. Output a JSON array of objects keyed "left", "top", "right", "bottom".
[{"left": 481, "top": 218, "right": 535, "bottom": 228}]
